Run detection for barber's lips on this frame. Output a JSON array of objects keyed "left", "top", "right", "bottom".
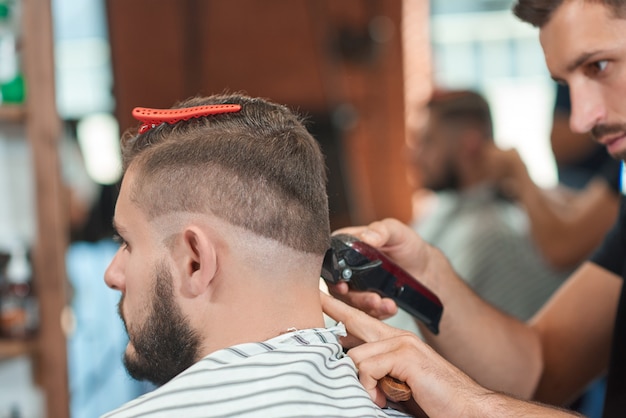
[{"left": 603, "top": 133, "right": 626, "bottom": 154}]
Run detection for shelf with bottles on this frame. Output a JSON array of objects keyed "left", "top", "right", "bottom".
[
  {"left": 0, "top": 338, "right": 35, "bottom": 361},
  {"left": 0, "top": 244, "right": 38, "bottom": 359}
]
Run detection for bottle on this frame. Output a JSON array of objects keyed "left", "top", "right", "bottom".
[
  {"left": 0, "top": 250, "right": 9, "bottom": 333},
  {"left": 0, "top": 244, "right": 37, "bottom": 338},
  {"left": 0, "top": 1, "right": 24, "bottom": 104}
]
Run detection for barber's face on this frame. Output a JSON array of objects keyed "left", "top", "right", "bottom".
[
  {"left": 105, "top": 169, "right": 200, "bottom": 386},
  {"left": 540, "top": 1, "right": 626, "bottom": 160},
  {"left": 409, "top": 114, "right": 460, "bottom": 191}
]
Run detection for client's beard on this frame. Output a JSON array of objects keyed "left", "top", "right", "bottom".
[{"left": 119, "top": 262, "right": 200, "bottom": 386}]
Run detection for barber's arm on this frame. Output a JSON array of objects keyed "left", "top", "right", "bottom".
[
  {"left": 328, "top": 218, "right": 622, "bottom": 406},
  {"left": 529, "top": 261, "right": 620, "bottom": 405},
  {"left": 327, "top": 218, "right": 542, "bottom": 398},
  {"left": 484, "top": 144, "right": 619, "bottom": 270},
  {"left": 321, "top": 292, "right": 581, "bottom": 417}
]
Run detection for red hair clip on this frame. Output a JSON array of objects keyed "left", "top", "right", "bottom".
[{"left": 132, "top": 104, "right": 242, "bottom": 134}]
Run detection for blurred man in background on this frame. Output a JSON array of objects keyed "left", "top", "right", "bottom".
[{"left": 393, "top": 90, "right": 568, "bottom": 333}]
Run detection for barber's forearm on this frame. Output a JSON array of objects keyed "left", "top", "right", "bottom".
[
  {"left": 515, "top": 170, "right": 581, "bottom": 268},
  {"left": 493, "top": 154, "right": 567, "bottom": 263},
  {"left": 417, "top": 249, "right": 542, "bottom": 398},
  {"left": 470, "top": 391, "right": 583, "bottom": 418},
  {"left": 517, "top": 173, "right": 618, "bottom": 269}
]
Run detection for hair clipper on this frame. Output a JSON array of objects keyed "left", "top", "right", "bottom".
[{"left": 322, "top": 234, "right": 443, "bottom": 334}]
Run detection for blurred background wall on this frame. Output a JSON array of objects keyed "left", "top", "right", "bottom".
[
  {"left": 52, "top": 0, "right": 555, "bottom": 236},
  {"left": 104, "top": 0, "right": 417, "bottom": 229}
]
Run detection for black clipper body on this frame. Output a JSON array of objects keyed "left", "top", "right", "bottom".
[{"left": 322, "top": 234, "right": 443, "bottom": 334}]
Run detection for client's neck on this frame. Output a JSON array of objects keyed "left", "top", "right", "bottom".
[
  {"left": 197, "top": 230, "right": 326, "bottom": 358},
  {"left": 199, "top": 277, "right": 325, "bottom": 357}
]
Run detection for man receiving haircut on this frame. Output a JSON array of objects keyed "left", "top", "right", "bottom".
[
  {"left": 101, "top": 94, "right": 410, "bottom": 417},
  {"left": 407, "top": 90, "right": 568, "bottom": 321},
  {"left": 385, "top": 89, "right": 577, "bottom": 340},
  {"left": 326, "top": 1, "right": 626, "bottom": 417}
]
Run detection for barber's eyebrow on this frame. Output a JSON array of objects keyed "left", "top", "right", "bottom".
[
  {"left": 566, "top": 50, "right": 606, "bottom": 73},
  {"left": 112, "top": 218, "right": 126, "bottom": 237},
  {"left": 550, "top": 50, "right": 608, "bottom": 85}
]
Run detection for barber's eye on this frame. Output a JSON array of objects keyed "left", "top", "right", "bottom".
[
  {"left": 583, "top": 60, "right": 610, "bottom": 79},
  {"left": 589, "top": 60, "right": 608, "bottom": 74},
  {"left": 113, "top": 234, "right": 129, "bottom": 250}
]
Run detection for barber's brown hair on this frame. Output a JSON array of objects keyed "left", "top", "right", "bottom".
[
  {"left": 513, "top": 0, "right": 626, "bottom": 27},
  {"left": 120, "top": 94, "right": 330, "bottom": 255}
]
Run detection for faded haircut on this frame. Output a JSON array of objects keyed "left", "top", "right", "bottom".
[
  {"left": 120, "top": 94, "right": 330, "bottom": 255},
  {"left": 513, "top": 0, "right": 626, "bottom": 27},
  {"left": 428, "top": 90, "right": 494, "bottom": 141}
]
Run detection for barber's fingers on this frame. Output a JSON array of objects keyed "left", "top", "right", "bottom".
[
  {"left": 334, "top": 218, "right": 431, "bottom": 278},
  {"left": 353, "top": 332, "right": 496, "bottom": 418},
  {"left": 325, "top": 283, "right": 398, "bottom": 320},
  {"left": 363, "top": 219, "right": 431, "bottom": 271},
  {"left": 322, "top": 292, "right": 433, "bottom": 414},
  {"left": 333, "top": 218, "right": 407, "bottom": 250},
  {"left": 349, "top": 333, "right": 472, "bottom": 417},
  {"left": 348, "top": 333, "right": 423, "bottom": 379},
  {"left": 320, "top": 292, "right": 400, "bottom": 343},
  {"left": 347, "top": 337, "right": 421, "bottom": 407},
  {"left": 327, "top": 281, "right": 350, "bottom": 295}
]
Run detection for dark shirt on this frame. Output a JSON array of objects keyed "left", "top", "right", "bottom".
[{"left": 589, "top": 195, "right": 626, "bottom": 418}]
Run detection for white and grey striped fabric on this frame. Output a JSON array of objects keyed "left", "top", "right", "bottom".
[
  {"left": 102, "top": 325, "right": 411, "bottom": 417},
  {"left": 416, "top": 186, "right": 570, "bottom": 321}
]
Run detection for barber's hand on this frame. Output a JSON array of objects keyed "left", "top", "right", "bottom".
[
  {"left": 327, "top": 218, "right": 441, "bottom": 320},
  {"left": 483, "top": 144, "right": 530, "bottom": 198},
  {"left": 321, "top": 292, "right": 487, "bottom": 417},
  {"left": 483, "top": 144, "right": 525, "bottom": 179},
  {"left": 327, "top": 281, "right": 398, "bottom": 320}
]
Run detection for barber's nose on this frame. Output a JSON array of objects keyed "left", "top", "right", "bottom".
[
  {"left": 569, "top": 84, "right": 605, "bottom": 134},
  {"left": 104, "top": 248, "right": 126, "bottom": 291}
]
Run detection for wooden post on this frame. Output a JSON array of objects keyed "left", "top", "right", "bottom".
[{"left": 21, "top": 0, "right": 70, "bottom": 417}]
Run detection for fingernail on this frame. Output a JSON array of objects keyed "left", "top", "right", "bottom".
[{"left": 361, "top": 229, "right": 382, "bottom": 245}]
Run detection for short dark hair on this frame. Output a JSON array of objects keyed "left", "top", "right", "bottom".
[
  {"left": 120, "top": 93, "right": 330, "bottom": 255},
  {"left": 513, "top": 0, "right": 626, "bottom": 27},
  {"left": 428, "top": 90, "right": 494, "bottom": 140}
]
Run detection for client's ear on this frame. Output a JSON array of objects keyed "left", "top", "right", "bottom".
[{"left": 179, "top": 226, "right": 218, "bottom": 297}]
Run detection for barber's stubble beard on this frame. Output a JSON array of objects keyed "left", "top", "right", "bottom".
[
  {"left": 118, "top": 262, "right": 201, "bottom": 386},
  {"left": 592, "top": 123, "right": 626, "bottom": 161}
]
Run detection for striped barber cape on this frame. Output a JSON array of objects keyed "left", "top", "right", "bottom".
[{"left": 102, "top": 325, "right": 412, "bottom": 417}]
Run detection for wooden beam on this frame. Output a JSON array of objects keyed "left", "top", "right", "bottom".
[{"left": 21, "top": 0, "right": 70, "bottom": 417}]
